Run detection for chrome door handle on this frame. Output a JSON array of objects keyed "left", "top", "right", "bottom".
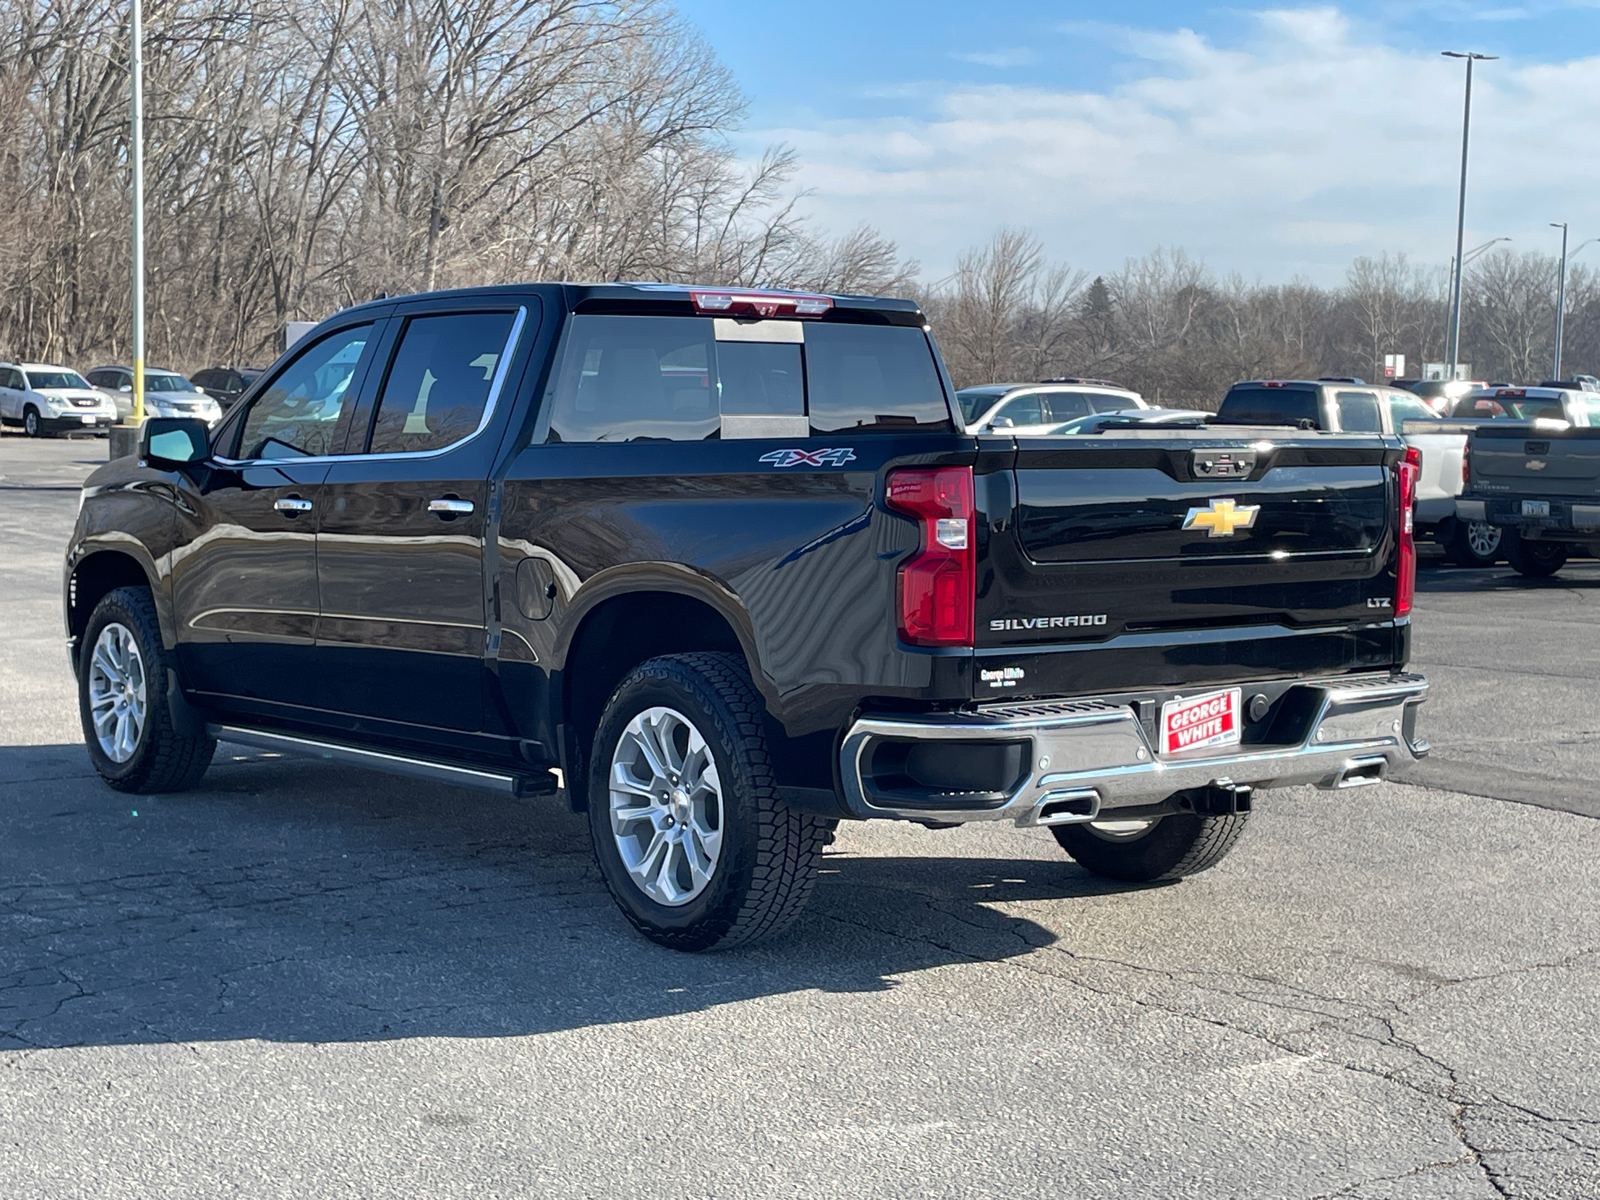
[
  {"left": 428, "top": 498, "right": 475, "bottom": 516},
  {"left": 274, "top": 497, "right": 313, "bottom": 514}
]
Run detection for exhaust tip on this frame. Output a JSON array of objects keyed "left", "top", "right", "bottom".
[{"left": 1035, "top": 789, "right": 1101, "bottom": 826}]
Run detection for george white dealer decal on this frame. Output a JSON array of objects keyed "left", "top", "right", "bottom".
[{"left": 990, "top": 615, "right": 1107, "bottom": 631}]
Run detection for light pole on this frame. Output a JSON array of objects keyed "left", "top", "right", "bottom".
[
  {"left": 1551, "top": 223, "right": 1568, "bottom": 380},
  {"left": 130, "top": 0, "right": 145, "bottom": 426},
  {"left": 1549, "top": 232, "right": 1600, "bottom": 381},
  {"left": 1443, "top": 51, "right": 1496, "bottom": 381}
]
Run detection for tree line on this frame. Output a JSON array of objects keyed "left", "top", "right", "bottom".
[
  {"left": 2, "top": 0, "right": 1591, "bottom": 404},
  {"left": 925, "top": 232, "right": 1600, "bottom": 405}
]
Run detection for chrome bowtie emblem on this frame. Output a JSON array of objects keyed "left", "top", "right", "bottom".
[{"left": 1182, "top": 497, "right": 1260, "bottom": 538}]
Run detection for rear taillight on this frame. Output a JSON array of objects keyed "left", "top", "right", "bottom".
[
  {"left": 1396, "top": 445, "right": 1420, "bottom": 617},
  {"left": 886, "top": 467, "right": 975, "bottom": 646},
  {"left": 1461, "top": 441, "right": 1470, "bottom": 488}
]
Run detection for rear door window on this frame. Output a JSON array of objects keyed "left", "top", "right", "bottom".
[
  {"left": 1043, "top": 392, "right": 1090, "bottom": 421},
  {"left": 1335, "top": 390, "right": 1382, "bottom": 433},
  {"left": 365, "top": 311, "right": 518, "bottom": 454},
  {"left": 543, "top": 316, "right": 951, "bottom": 442}
]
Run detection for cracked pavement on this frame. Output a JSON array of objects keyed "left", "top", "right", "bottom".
[{"left": 2, "top": 435, "right": 1598, "bottom": 1198}]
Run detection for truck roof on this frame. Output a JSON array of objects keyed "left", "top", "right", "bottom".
[{"left": 337, "top": 282, "right": 926, "bottom": 325}]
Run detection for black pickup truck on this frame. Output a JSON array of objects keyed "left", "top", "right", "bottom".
[{"left": 65, "top": 284, "right": 1429, "bottom": 951}]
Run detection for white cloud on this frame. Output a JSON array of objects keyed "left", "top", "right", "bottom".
[
  {"left": 744, "top": 7, "right": 1600, "bottom": 283},
  {"left": 949, "top": 48, "right": 1039, "bottom": 68}
]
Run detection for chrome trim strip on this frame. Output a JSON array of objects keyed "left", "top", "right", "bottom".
[
  {"left": 838, "top": 671, "right": 1429, "bottom": 826},
  {"left": 212, "top": 305, "right": 528, "bottom": 468},
  {"left": 211, "top": 724, "right": 519, "bottom": 795}
]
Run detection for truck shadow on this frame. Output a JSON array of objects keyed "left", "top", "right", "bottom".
[
  {"left": 1416, "top": 561, "right": 1600, "bottom": 592},
  {"left": 0, "top": 744, "right": 1104, "bottom": 1052}
]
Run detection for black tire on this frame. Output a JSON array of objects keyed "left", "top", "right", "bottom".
[
  {"left": 79, "top": 586, "right": 215, "bottom": 793},
  {"left": 1443, "top": 517, "right": 1502, "bottom": 567},
  {"left": 1052, "top": 811, "right": 1249, "bottom": 883},
  {"left": 586, "top": 652, "right": 830, "bottom": 952},
  {"left": 1504, "top": 531, "right": 1568, "bottom": 578},
  {"left": 23, "top": 406, "right": 42, "bottom": 437}
]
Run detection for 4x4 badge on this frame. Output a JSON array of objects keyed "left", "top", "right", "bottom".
[
  {"left": 759, "top": 448, "right": 857, "bottom": 468},
  {"left": 1182, "top": 498, "right": 1260, "bottom": 537}
]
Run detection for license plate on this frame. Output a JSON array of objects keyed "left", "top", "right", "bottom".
[
  {"left": 1522, "top": 500, "right": 1550, "bottom": 517},
  {"left": 1159, "top": 687, "right": 1242, "bottom": 756},
  {"left": 80, "top": 414, "right": 95, "bottom": 424}
]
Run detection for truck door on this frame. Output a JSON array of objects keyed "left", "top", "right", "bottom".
[
  {"left": 312, "top": 302, "right": 533, "bottom": 732},
  {"left": 169, "top": 321, "right": 381, "bottom": 708}
]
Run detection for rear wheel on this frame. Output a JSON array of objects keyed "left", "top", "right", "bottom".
[
  {"left": 1504, "top": 532, "right": 1568, "bottom": 578},
  {"left": 79, "top": 587, "right": 215, "bottom": 793},
  {"left": 1052, "top": 811, "right": 1249, "bottom": 882},
  {"left": 586, "top": 652, "right": 830, "bottom": 951},
  {"left": 1444, "top": 518, "right": 1502, "bottom": 567},
  {"left": 23, "top": 406, "right": 42, "bottom": 437}
]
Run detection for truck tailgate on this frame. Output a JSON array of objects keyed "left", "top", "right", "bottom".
[
  {"left": 975, "top": 430, "right": 1404, "bottom": 697},
  {"left": 1470, "top": 424, "right": 1600, "bottom": 496}
]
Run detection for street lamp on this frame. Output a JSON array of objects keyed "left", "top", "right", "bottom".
[
  {"left": 1461, "top": 236, "right": 1511, "bottom": 267},
  {"left": 1550, "top": 232, "right": 1600, "bottom": 380},
  {"left": 1552, "top": 223, "right": 1568, "bottom": 380},
  {"left": 1443, "top": 50, "right": 1497, "bottom": 381}
]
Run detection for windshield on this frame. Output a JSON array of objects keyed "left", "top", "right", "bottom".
[
  {"left": 24, "top": 370, "right": 90, "bottom": 391},
  {"left": 145, "top": 372, "right": 197, "bottom": 393},
  {"left": 955, "top": 388, "right": 1006, "bottom": 424}
]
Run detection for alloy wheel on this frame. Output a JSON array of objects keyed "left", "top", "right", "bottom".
[
  {"left": 608, "top": 706, "right": 725, "bottom": 906},
  {"left": 87, "top": 622, "right": 147, "bottom": 763},
  {"left": 1467, "top": 521, "right": 1501, "bottom": 559}
]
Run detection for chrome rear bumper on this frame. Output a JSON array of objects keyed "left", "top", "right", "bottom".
[{"left": 839, "top": 672, "right": 1428, "bottom": 826}]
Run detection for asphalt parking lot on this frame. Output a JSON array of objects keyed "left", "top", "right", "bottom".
[{"left": 2, "top": 433, "right": 1597, "bottom": 1199}]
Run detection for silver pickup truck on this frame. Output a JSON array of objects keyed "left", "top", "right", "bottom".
[{"left": 1456, "top": 416, "right": 1600, "bottom": 577}]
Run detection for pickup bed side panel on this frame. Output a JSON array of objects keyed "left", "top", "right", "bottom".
[{"left": 495, "top": 434, "right": 978, "bottom": 762}]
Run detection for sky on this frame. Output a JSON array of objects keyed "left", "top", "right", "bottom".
[{"left": 670, "top": 1, "right": 1600, "bottom": 286}]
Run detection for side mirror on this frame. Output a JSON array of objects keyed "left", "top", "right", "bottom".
[
  {"left": 143, "top": 417, "right": 210, "bottom": 466},
  {"left": 119, "top": 384, "right": 132, "bottom": 392}
]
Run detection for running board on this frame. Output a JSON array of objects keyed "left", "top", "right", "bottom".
[{"left": 208, "top": 724, "right": 559, "bottom": 798}]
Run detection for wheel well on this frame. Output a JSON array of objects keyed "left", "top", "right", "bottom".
[
  {"left": 69, "top": 552, "right": 153, "bottom": 643},
  {"left": 563, "top": 591, "right": 746, "bottom": 789}
]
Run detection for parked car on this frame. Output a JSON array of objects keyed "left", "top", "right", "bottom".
[
  {"left": 190, "top": 366, "right": 264, "bottom": 412},
  {"left": 0, "top": 362, "right": 117, "bottom": 436},
  {"left": 86, "top": 366, "right": 223, "bottom": 425},
  {"left": 1396, "top": 378, "right": 1482, "bottom": 415},
  {"left": 955, "top": 380, "right": 1146, "bottom": 435},
  {"left": 1051, "top": 407, "right": 1211, "bottom": 434},
  {"left": 1447, "top": 386, "right": 1599, "bottom": 425},
  {"left": 1215, "top": 379, "right": 1487, "bottom": 564},
  {"left": 66, "top": 283, "right": 1429, "bottom": 952},
  {"left": 1456, "top": 421, "right": 1600, "bottom": 577}
]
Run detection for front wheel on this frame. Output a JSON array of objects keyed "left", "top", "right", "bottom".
[
  {"left": 1504, "top": 532, "right": 1568, "bottom": 578},
  {"left": 79, "top": 587, "right": 215, "bottom": 793},
  {"left": 23, "top": 406, "right": 42, "bottom": 437},
  {"left": 1052, "top": 811, "right": 1249, "bottom": 882},
  {"left": 586, "top": 652, "right": 831, "bottom": 952}
]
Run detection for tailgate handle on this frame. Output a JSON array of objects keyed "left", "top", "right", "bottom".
[{"left": 1192, "top": 449, "right": 1256, "bottom": 479}]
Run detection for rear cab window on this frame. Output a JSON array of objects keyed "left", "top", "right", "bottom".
[
  {"left": 1216, "top": 385, "right": 1322, "bottom": 428},
  {"left": 541, "top": 315, "right": 952, "bottom": 443},
  {"left": 1333, "top": 390, "right": 1382, "bottom": 433}
]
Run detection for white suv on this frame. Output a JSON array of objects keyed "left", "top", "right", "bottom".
[
  {"left": 0, "top": 363, "right": 118, "bottom": 437},
  {"left": 955, "top": 379, "right": 1147, "bottom": 435}
]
